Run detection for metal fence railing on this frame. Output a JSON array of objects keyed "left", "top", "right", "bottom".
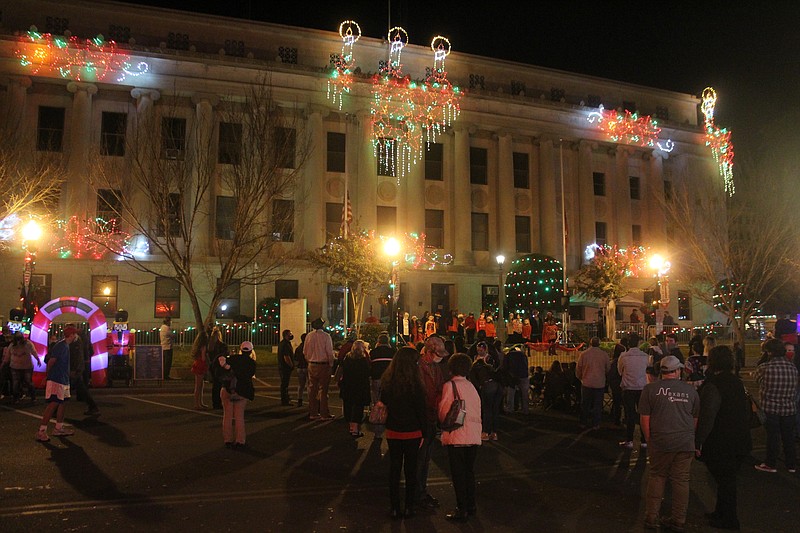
[{"left": 132, "top": 322, "right": 309, "bottom": 349}]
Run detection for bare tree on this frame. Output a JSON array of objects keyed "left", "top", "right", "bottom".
[
  {"left": 93, "top": 78, "right": 310, "bottom": 329},
  {"left": 663, "top": 168, "right": 797, "bottom": 345}
]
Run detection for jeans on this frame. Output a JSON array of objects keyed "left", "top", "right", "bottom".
[
  {"left": 279, "top": 366, "right": 293, "bottom": 403},
  {"left": 220, "top": 388, "right": 248, "bottom": 444},
  {"left": 580, "top": 386, "right": 605, "bottom": 428},
  {"left": 764, "top": 412, "right": 796, "bottom": 470},
  {"left": 388, "top": 438, "right": 420, "bottom": 512},
  {"left": 296, "top": 368, "right": 308, "bottom": 403},
  {"left": 622, "top": 389, "right": 644, "bottom": 442},
  {"left": 10, "top": 368, "right": 35, "bottom": 401},
  {"left": 307, "top": 363, "right": 331, "bottom": 417},
  {"left": 645, "top": 450, "right": 693, "bottom": 524},
  {"left": 505, "top": 378, "right": 530, "bottom": 414},
  {"left": 415, "top": 422, "right": 437, "bottom": 501},
  {"left": 480, "top": 381, "right": 502, "bottom": 434},
  {"left": 447, "top": 445, "right": 478, "bottom": 512}
]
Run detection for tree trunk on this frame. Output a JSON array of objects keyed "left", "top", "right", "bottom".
[{"left": 606, "top": 299, "right": 617, "bottom": 340}]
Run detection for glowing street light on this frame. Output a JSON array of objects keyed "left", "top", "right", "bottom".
[
  {"left": 650, "top": 253, "right": 671, "bottom": 332},
  {"left": 21, "top": 219, "right": 43, "bottom": 242},
  {"left": 384, "top": 237, "right": 402, "bottom": 344},
  {"left": 496, "top": 254, "right": 506, "bottom": 342}
]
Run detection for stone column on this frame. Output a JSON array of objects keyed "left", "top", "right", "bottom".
[
  {"left": 356, "top": 110, "right": 377, "bottom": 231},
  {"left": 538, "top": 136, "right": 558, "bottom": 257},
  {"left": 614, "top": 145, "right": 632, "bottom": 245},
  {"left": 403, "top": 148, "right": 425, "bottom": 236},
  {"left": 129, "top": 89, "right": 160, "bottom": 250},
  {"left": 190, "top": 93, "right": 219, "bottom": 257},
  {"left": 452, "top": 124, "right": 472, "bottom": 266},
  {"left": 303, "top": 105, "right": 327, "bottom": 250},
  {"left": 66, "top": 82, "right": 98, "bottom": 217},
  {"left": 577, "top": 140, "right": 596, "bottom": 254},
  {"left": 648, "top": 151, "right": 666, "bottom": 248},
  {"left": 496, "top": 131, "right": 515, "bottom": 256},
  {"left": 4, "top": 76, "right": 31, "bottom": 135}
]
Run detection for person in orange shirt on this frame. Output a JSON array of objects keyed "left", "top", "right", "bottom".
[
  {"left": 425, "top": 315, "right": 437, "bottom": 339},
  {"left": 521, "top": 318, "right": 532, "bottom": 343},
  {"left": 485, "top": 316, "right": 497, "bottom": 342}
]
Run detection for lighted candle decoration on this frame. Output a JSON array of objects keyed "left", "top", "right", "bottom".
[
  {"left": 701, "top": 87, "right": 735, "bottom": 196},
  {"left": 16, "top": 30, "right": 149, "bottom": 82},
  {"left": 327, "top": 20, "right": 361, "bottom": 110}
]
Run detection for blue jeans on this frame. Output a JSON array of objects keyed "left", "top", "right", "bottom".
[
  {"left": 505, "top": 377, "right": 530, "bottom": 414},
  {"left": 580, "top": 386, "right": 605, "bottom": 428},
  {"left": 764, "top": 412, "right": 796, "bottom": 470},
  {"left": 480, "top": 380, "right": 502, "bottom": 434}
]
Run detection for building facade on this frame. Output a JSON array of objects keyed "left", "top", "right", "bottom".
[{"left": 0, "top": 0, "right": 723, "bottom": 333}]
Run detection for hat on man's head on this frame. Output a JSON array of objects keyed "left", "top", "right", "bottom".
[
  {"left": 63, "top": 326, "right": 78, "bottom": 338},
  {"left": 311, "top": 318, "right": 325, "bottom": 329},
  {"left": 660, "top": 355, "right": 684, "bottom": 372},
  {"left": 240, "top": 341, "right": 254, "bottom": 353}
]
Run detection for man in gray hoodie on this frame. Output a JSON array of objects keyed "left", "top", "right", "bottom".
[{"left": 617, "top": 334, "right": 649, "bottom": 448}]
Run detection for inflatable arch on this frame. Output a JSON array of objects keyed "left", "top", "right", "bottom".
[{"left": 30, "top": 297, "right": 109, "bottom": 388}]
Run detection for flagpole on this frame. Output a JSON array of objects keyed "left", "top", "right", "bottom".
[
  {"left": 343, "top": 172, "right": 349, "bottom": 335},
  {"left": 559, "top": 140, "right": 569, "bottom": 333}
]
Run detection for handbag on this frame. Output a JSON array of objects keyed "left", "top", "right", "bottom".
[
  {"left": 369, "top": 401, "right": 388, "bottom": 425},
  {"left": 744, "top": 388, "right": 764, "bottom": 429},
  {"left": 440, "top": 381, "right": 467, "bottom": 431}
]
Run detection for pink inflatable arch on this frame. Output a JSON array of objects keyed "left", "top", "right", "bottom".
[{"left": 30, "top": 297, "right": 109, "bottom": 388}]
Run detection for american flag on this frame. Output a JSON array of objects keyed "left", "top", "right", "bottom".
[{"left": 340, "top": 189, "right": 353, "bottom": 238}]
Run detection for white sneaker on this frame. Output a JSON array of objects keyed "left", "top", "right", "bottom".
[
  {"left": 53, "top": 427, "right": 75, "bottom": 437},
  {"left": 619, "top": 441, "right": 634, "bottom": 449},
  {"left": 640, "top": 442, "right": 648, "bottom": 449},
  {"left": 35, "top": 429, "right": 50, "bottom": 442}
]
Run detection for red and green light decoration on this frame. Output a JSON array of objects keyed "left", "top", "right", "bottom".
[
  {"left": 505, "top": 254, "right": 564, "bottom": 312},
  {"left": 52, "top": 217, "right": 131, "bottom": 259},
  {"left": 587, "top": 105, "right": 674, "bottom": 153},
  {"left": 583, "top": 243, "right": 649, "bottom": 278},
  {"left": 701, "top": 87, "right": 735, "bottom": 196},
  {"left": 392, "top": 232, "right": 453, "bottom": 270},
  {"left": 713, "top": 279, "right": 759, "bottom": 317},
  {"left": 15, "top": 29, "right": 148, "bottom": 82}
]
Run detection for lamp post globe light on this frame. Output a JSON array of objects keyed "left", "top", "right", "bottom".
[
  {"left": 496, "top": 254, "right": 505, "bottom": 342},
  {"left": 21, "top": 219, "right": 43, "bottom": 324},
  {"left": 384, "top": 237, "right": 401, "bottom": 344}
]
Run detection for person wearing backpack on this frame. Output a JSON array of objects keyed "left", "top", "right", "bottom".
[
  {"left": 439, "top": 353, "right": 481, "bottom": 522},
  {"left": 217, "top": 341, "right": 256, "bottom": 449}
]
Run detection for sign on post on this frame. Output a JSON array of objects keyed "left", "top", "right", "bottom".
[{"left": 134, "top": 345, "right": 164, "bottom": 382}]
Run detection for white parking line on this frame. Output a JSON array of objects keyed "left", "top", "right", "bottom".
[{"left": 122, "top": 396, "right": 223, "bottom": 417}]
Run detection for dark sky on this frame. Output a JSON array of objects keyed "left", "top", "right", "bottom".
[{"left": 120, "top": 0, "right": 800, "bottom": 173}]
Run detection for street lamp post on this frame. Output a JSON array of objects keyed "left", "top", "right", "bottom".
[
  {"left": 384, "top": 237, "right": 401, "bottom": 344},
  {"left": 496, "top": 254, "right": 505, "bottom": 343},
  {"left": 21, "top": 220, "right": 42, "bottom": 325},
  {"left": 650, "top": 253, "right": 671, "bottom": 333}
]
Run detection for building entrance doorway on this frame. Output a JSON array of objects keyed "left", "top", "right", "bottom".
[{"left": 431, "top": 283, "right": 456, "bottom": 317}]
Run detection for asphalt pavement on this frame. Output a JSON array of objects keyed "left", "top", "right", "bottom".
[{"left": 1, "top": 369, "right": 798, "bottom": 532}]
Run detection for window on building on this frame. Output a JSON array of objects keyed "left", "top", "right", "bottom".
[
  {"left": 515, "top": 215, "right": 531, "bottom": 253},
  {"left": 275, "top": 279, "right": 299, "bottom": 300},
  {"left": 218, "top": 122, "right": 241, "bottom": 165},
  {"left": 629, "top": 176, "right": 640, "bottom": 200},
  {"left": 326, "top": 202, "right": 343, "bottom": 238},
  {"left": 275, "top": 127, "right": 296, "bottom": 169},
  {"left": 664, "top": 180, "right": 673, "bottom": 202},
  {"left": 215, "top": 279, "right": 241, "bottom": 319},
  {"left": 593, "top": 172, "right": 605, "bottom": 196},
  {"left": 678, "top": 290, "right": 692, "bottom": 320},
  {"left": 161, "top": 117, "right": 186, "bottom": 159},
  {"left": 37, "top": 106, "right": 65, "bottom": 152},
  {"left": 595, "top": 221, "right": 607, "bottom": 246},
  {"left": 91, "top": 275, "right": 118, "bottom": 312},
  {"left": 327, "top": 132, "right": 346, "bottom": 172},
  {"left": 569, "top": 306, "right": 585, "bottom": 321},
  {"left": 632, "top": 224, "right": 642, "bottom": 246},
  {"left": 157, "top": 192, "right": 182, "bottom": 237},
  {"left": 100, "top": 111, "right": 126, "bottom": 156},
  {"left": 513, "top": 152, "right": 530, "bottom": 188},
  {"left": 154, "top": 276, "right": 180, "bottom": 318},
  {"left": 471, "top": 212, "right": 489, "bottom": 251},
  {"left": 655, "top": 106, "right": 670, "bottom": 121},
  {"left": 29, "top": 274, "right": 52, "bottom": 308},
  {"left": 425, "top": 209, "right": 444, "bottom": 248},
  {"left": 470, "top": 147, "right": 488, "bottom": 184},
  {"left": 96, "top": 189, "right": 122, "bottom": 228},
  {"left": 425, "top": 143, "right": 444, "bottom": 180},
  {"left": 377, "top": 206, "right": 397, "bottom": 237},
  {"left": 167, "top": 32, "right": 189, "bottom": 50},
  {"left": 376, "top": 138, "right": 396, "bottom": 177},
  {"left": 272, "top": 199, "right": 294, "bottom": 242},
  {"left": 215, "top": 196, "right": 236, "bottom": 239}
]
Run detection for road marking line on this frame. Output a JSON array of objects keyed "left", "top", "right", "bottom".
[{"left": 122, "top": 396, "right": 222, "bottom": 417}]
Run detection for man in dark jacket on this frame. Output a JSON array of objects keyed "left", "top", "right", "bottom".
[
  {"left": 68, "top": 326, "right": 99, "bottom": 416},
  {"left": 695, "top": 346, "right": 751, "bottom": 531},
  {"left": 504, "top": 348, "right": 530, "bottom": 415},
  {"left": 277, "top": 329, "right": 295, "bottom": 405}
]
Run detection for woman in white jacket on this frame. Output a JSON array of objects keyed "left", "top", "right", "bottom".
[{"left": 438, "top": 353, "right": 482, "bottom": 522}]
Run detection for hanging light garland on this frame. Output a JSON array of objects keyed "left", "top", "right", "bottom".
[
  {"left": 583, "top": 243, "right": 648, "bottom": 278},
  {"left": 15, "top": 29, "right": 149, "bottom": 82},
  {"left": 587, "top": 105, "right": 674, "bottom": 153},
  {"left": 327, "top": 20, "right": 361, "bottom": 110},
  {"left": 701, "top": 87, "right": 735, "bottom": 196},
  {"left": 398, "top": 232, "right": 453, "bottom": 269},
  {"left": 52, "top": 216, "right": 131, "bottom": 259}
]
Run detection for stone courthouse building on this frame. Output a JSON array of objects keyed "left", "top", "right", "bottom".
[{"left": 0, "top": 0, "right": 724, "bottom": 333}]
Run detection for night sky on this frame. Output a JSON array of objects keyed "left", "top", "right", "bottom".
[{"left": 118, "top": 0, "right": 800, "bottom": 174}]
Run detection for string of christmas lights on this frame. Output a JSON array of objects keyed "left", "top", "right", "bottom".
[
  {"left": 583, "top": 243, "right": 648, "bottom": 278},
  {"left": 587, "top": 105, "right": 674, "bottom": 153},
  {"left": 701, "top": 87, "right": 735, "bottom": 196},
  {"left": 327, "top": 21, "right": 361, "bottom": 110},
  {"left": 52, "top": 216, "right": 131, "bottom": 259},
  {"left": 399, "top": 232, "right": 453, "bottom": 269},
  {"left": 505, "top": 254, "right": 564, "bottom": 311},
  {"left": 16, "top": 29, "right": 149, "bottom": 82}
]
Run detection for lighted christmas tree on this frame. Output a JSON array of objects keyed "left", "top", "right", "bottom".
[{"left": 505, "top": 254, "right": 564, "bottom": 314}]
